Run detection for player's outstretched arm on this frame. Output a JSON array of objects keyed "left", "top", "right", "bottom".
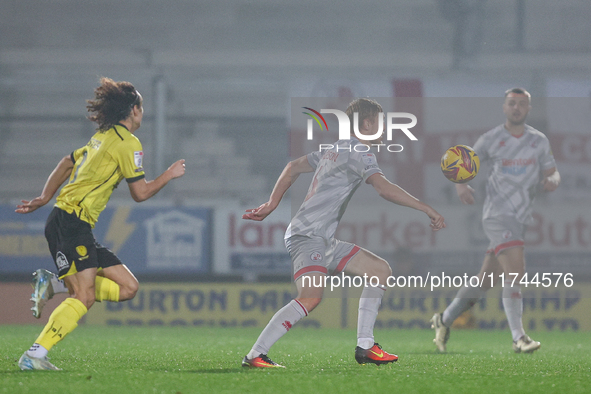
[
  {"left": 455, "top": 183, "right": 475, "bottom": 205},
  {"left": 243, "top": 155, "right": 314, "bottom": 221},
  {"left": 128, "top": 159, "right": 185, "bottom": 202},
  {"left": 15, "top": 155, "right": 74, "bottom": 214},
  {"left": 367, "top": 173, "right": 445, "bottom": 231},
  {"left": 541, "top": 167, "right": 560, "bottom": 192}
]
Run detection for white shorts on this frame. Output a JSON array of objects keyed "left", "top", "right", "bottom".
[
  {"left": 285, "top": 235, "right": 361, "bottom": 281},
  {"left": 482, "top": 216, "right": 526, "bottom": 256}
]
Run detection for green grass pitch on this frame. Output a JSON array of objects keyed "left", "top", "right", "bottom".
[{"left": 1, "top": 326, "right": 590, "bottom": 394}]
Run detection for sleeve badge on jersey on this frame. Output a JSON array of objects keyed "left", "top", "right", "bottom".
[
  {"left": 361, "top": 153, "right": 377, "bottom": 165},
  {"left": 134, "top": 151, "right": 144, "bottom": 170},
  {"left": 310, "top": 252, "right": 323, "bottom": 262}
]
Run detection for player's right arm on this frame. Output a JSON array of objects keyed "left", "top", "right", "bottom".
[
  {"left": 15, "top": 155, "right": 74, "bottom": 214},
  {"left": 456, "top": 184, "right": 475, "bottom": 205},
  {"left": 367, "top": 173, "right": 446, "bottom": 231},
  {"left": 243, "top": 155, "right": 314, "bottom": 221}
]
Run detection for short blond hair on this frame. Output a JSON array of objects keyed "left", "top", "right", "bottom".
[{"left": 345, "top": 98, "right": 383, "bottom": 131}]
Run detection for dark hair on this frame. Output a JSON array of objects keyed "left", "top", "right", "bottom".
[
  {"left": 504, "top": 87, "right": 531, "bottom": 101},
  {"left": 345, "top": 98, "right": 383, "bottom": 131},
  {"left": 86, "top": 77, "right": 141, "bottom": 131}
]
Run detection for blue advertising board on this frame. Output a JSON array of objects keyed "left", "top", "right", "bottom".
[{"left": 0, "top": 204, "right": 212, "bottom": 275}]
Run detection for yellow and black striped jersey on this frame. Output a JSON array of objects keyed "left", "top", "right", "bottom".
[{"left": 55, "top": 124, "right": 145, "bottom": 227}]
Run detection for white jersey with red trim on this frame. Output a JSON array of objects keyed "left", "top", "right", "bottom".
[
  {"left": 285, "top": 138, "right": 383, "bottom": 241},
  {"left": 473, "top": 124, "right": 556, "bottom": 224}
]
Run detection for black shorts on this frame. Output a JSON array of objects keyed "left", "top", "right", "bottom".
[{"left": 45, "top": 207, "right": 122, "bottom": 279}]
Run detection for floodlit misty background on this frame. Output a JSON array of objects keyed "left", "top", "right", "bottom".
[{"left": 1, "top": 0, "right": 590, "bottom": 282}]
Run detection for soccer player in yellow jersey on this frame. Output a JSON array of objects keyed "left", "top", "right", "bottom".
[{"left": 15, "top": 77, "right": 186, "bottom": 371}]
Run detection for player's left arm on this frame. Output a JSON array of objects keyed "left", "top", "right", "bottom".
[
  {"left": 539, "top": 135, "right": 560, "bottom": 192},
  {"left": 367, "top": 173, "right": 446, "bottom": 231},
  {"left": 243, "top": 155, "right": 314, "bottom": 221},
  {"left": 15, "top": 155, "right": 74, "bottom": 214},
  {"left": 128, "top": 159, "right": 186, "bottom": 202},
  {"left": 541, "top": 167, "right": 560, "bottom": 192},
  {"left": 115, "top": 136, "right": 185, "bottom": 202}
]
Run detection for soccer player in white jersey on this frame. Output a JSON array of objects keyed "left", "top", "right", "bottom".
[
  {"left": 241, "top": 98, "right": 446, "bottom": 368},
  {"left": 431, "top": 88, "right": 560, "bottom": 353}
]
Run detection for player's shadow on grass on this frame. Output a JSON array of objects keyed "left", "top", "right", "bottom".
[
  {"left": 405, "top": 351, "right": 461, "bottom": 355},
  {"left": 169, "top": 368, "right": 245, "bottom": 374}
]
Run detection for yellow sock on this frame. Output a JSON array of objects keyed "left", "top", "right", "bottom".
[
  {"left": 95, "top": 276, "right": 120, "bottom": 302},
  {"left": 36, "top": 298, "right": 87, "bottom": 351}
]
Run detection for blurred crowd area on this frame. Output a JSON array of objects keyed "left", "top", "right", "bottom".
[
  {"left": 1, "top": 0, "right": 591, "bottom": 205},
  {"left": 1, "top": 0, "right": 590, "bottom": 280}
]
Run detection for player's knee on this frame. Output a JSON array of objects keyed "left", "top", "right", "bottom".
[
  {"left": 371, "top": 258, "right": 392, "bottom": 283},
  {"left": 514, "top": 271, "right": 526, "bottom": 281},
  {"left": 120, "top": 278, "right": 139, "bottom": 301},
  {"left": 75, "top": 290, "right": 95, "bottom": 310},
  {"left": 382, "top": 259, "right": 393, "bottom": 278},
  {"left": 297, "top": 297, "right": 322, "bottom": 312},
  {"left": 502, "top": 268, "right": 525, "bottom": 280},
  {"left": 479, "top": 281, "right": 494, "bottom": 291}
]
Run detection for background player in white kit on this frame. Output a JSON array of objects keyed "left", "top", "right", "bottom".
[
  {"left": 241, "top": 98, "right": 446, "bottom": 368},
  {"left": 432, "top": 88, "right": 560, "bottom": 353}
]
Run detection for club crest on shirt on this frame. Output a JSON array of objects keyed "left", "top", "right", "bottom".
[
  {"left": 502, "top": 230, "right": 512, "bottom": 239},
  {"left": 310, "top": 252, "right": 323, "bottom": 261},
  {"left": 362, "top": 153, "right": 376, "bottom": 165},
  {"left": 134, "top": 151, "right": 144, "bottom": 169}
]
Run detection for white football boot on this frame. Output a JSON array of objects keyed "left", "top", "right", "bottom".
[
  {"left": 18, "top": 352, "right": 61, "bottom": 371},
  {"left": 431, "top": 313, "right": 450, "bottom": 352},
  {"left": 513, "top": 335, "right": 541, "bottom": 353}
]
